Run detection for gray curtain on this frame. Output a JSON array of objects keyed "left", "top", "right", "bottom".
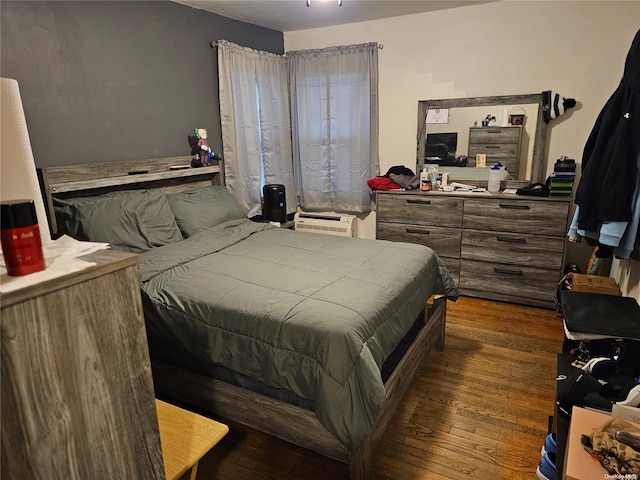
[
  {"left": 288, "top": 43, "right": 379, "bottom": 213},
  {"left": 217, "top": 40, "right": 296, "bottom": 218}
]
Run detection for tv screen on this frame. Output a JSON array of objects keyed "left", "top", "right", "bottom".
[{"left": 426, "top": 132, "right": 458, "bottom": 156}]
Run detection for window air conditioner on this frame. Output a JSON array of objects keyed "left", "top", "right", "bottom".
[{"left": 294, "top": 211, "right": 357, "bottom": 238}]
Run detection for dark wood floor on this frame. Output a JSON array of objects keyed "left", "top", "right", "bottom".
[{"left": 177, "top": 296, "right": 565, "bottom": 480}]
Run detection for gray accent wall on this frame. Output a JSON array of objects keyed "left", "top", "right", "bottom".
[{"left": 1, "top": 1, "right": 284, "bottom": 167}]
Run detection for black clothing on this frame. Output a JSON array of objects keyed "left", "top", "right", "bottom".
[
  {"left": 384, "top": 165, "right": 415, "bottom": 177},
  {"left": 575, "top": 29, "right": 640, "bottom": 231}
]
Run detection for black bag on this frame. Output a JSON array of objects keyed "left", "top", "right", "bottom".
[
  {"left": 560, "top": 291, "right": 640, "bottom": 376},
  {"left": 560, "top": 291, "right": 640, "bottom": 339}
]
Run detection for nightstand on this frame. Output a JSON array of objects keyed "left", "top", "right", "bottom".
[{"left": 1, "top": 250, "right": 164, "bottom": 479}]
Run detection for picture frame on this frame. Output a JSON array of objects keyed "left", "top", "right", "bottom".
[{"left": 510, "top": 114, "right": 525, "bottom": 126}]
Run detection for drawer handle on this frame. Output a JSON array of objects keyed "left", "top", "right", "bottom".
[
  {"left": 494, "top": 267, "right": 523, "bottom": 276},
  {"left": 487, "top": 130, "right": 503, "bottom": 134},
  {"left": 406, "top": 199, "right": 431, "bottom": 205},
  {"left": 499, "top": 203, "right": 530, "bottom": 210},
  {"left": 406, "top": 227, "right": 430, "bottom": 235},
  {"left": 496, "top": 236, "right": 526, "bottom": 244},
  {"left": 485, "top": 145, "right": 501, "bottom": 149}
]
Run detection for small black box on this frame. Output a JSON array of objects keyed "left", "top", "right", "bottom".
[{"left": 554, "top": 156, "right": 576, "bottom": 172}]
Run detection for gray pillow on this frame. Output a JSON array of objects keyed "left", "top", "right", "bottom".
[
  {"left": 166, "top": 186, "right": 248, "bottom": 237},
  {"left": 54, "top": 189, "right": 183, "bottom": 253}
]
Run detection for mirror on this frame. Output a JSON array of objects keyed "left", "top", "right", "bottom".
[{"left": 417, "top": 94, "right": 548, "bottom": 185}]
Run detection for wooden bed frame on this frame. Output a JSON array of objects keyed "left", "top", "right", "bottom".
[{"left": 38, "top": 157, "right": 448, "bottom": 480}]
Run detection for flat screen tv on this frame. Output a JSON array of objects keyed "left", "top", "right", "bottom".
[{"left": 426, "top": 132, "right": 458, "bottom": 159}]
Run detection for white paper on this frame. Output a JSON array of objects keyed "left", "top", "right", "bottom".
[
  {"left": 426, "top": 108, "right": 450, "bottom": 124},
  {"left": 0, "top": 236, "right": 110, "bottom": 293}
]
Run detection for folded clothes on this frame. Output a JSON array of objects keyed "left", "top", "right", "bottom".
[
  {"left": 367, "top": 176, "right": 401, "bottom": 190},
  {"left": 388, "top": 173, "right": 419, "bottom": 190}
]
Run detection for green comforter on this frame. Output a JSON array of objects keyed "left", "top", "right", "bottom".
[{"left": 138, "top": 219, "right": 458, "bottom": 451}]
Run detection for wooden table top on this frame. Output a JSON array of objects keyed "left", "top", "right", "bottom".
[{"left": 156, "top": 399, "right": 229, "bottom": 480}]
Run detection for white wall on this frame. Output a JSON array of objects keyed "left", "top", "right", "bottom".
[{"left": 285, "top": 1, "right": 640, "bottom": 298}]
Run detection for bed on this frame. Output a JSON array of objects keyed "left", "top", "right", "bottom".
[{"left": 39, "top": 157, "right": 459, "bottom": 479}]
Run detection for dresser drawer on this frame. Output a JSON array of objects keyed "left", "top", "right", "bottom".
[
  {"left": 463, "top": 198, "right": 569, "bottom": 236},
  {"left": 377, "top": 194, "right": 463, "bottom": 227},
  {"left": 377, "top": 222, "right": 461, "bottom": 259},
  {"left": 469, "top": 126, "right": 521, "bottom": 144},
  {"left": 461, "top": 229, "right": 565, "bottom": 269},
  {"left": 468, "top": 144, "right": 519, "bottom": 158},
  {"left": 459, "top": 259, "right": 560, "bottom": 303}
]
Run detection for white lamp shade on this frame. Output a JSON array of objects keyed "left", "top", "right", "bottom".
[{"left": 1, "top": 77, "right": 51, "bottom": 244}]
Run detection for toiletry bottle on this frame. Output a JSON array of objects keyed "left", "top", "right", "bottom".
[
  {"left": 420, "top": 166, "right": 430, "bottom": 191},
  {"left": 488, "top": 162, "right": 503, "bottom": 192},
  {"left": 428, "top": 167, "right": 439, "bottom": 190}
]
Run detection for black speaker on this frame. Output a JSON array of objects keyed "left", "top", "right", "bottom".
[{"left": 262, "top": 184, "right": 287, "bottom": 223}]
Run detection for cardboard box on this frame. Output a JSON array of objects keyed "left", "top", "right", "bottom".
[
  {"left": 563, "top": 406, "right": 640, "bottom": 480},
  {"left": 563, "top": 407, "right": 610, "bottom": 480},
  {"left": 572, "top": 274, "right": 621, "bottom": 296},
  {"left": 612, "top": 404, "right": 640, "bottom": 424}
]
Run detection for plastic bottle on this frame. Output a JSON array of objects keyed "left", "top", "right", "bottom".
[
  {"left": 428, "top": 166, "right": 438, "bottom": 189},
  {"left": 488, "top": 162, "right": 503, "bottom": 192},
  {"left": 420, "top": 166, "right": 431, "bottom": 191}
]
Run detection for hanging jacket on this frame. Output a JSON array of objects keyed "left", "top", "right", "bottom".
[
  {"left": 575, "top": 29, "right": 640, "bottom": 231},
  {"left": 568, "top": 152, "right": 640, "bottom": 259}
]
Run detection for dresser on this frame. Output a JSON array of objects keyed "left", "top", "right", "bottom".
[
  {"left": 1, "top": 250, "right": 165, "bottom": 479},
  {"left": 468, "top": 126, "right": 522, "bottom": 178},
  {"left": 376, "top": 191, "right": 571, "bottom": 308}
]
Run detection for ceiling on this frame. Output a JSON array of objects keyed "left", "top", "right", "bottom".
[{"left": 174, "top": 0, "right": 492, "bottom": 32}]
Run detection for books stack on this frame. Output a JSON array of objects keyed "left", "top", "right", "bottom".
[
  {"left": 549, "top": 172, "right": 576, "bottom": 197},
  {"left": 549, "top": 156, "right": 576, "bottom": 197}
]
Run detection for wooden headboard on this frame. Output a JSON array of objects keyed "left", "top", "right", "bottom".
[{"left": 38, "top": 156, "right": 223, "bottom": 235}]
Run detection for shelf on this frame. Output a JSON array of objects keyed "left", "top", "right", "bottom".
[{"left": 50, "top": 165, "right": 221, "bottom": 193}]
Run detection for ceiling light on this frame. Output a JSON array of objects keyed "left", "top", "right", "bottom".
[{"left": 306, "top": 0, "right": 343, "bottom": 6}]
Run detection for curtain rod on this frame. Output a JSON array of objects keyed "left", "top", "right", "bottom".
[{"left": 210, "top": 41, "right": 383, "bottom": 49}]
